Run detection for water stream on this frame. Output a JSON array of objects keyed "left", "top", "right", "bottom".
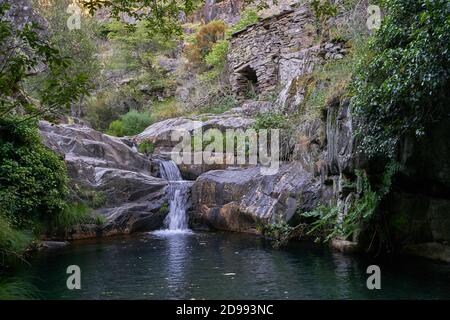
[{"left": 154, "top": 159, "right": 192, "bottom": 235}]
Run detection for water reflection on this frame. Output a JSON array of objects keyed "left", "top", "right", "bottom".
[
  {"left": 152, "top": 231, "right": 193, "bottom": 298},
  {"left": 10, "top": 232, "right": 450, "bottom": 299}
]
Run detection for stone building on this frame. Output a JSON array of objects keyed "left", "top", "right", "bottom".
[{"left": 227, "top": 3, "right": 318, "bottom": 99}]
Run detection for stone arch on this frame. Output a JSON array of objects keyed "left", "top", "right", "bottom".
[{"left": 235, "top": 64, "right": 259, "bottom": 98}]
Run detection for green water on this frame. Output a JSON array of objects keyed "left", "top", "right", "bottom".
[{"left": 8, "top": 231, "right": 450, "bottom": 299}]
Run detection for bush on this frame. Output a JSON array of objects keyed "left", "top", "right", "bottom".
[
  {"left": 50, "top": 203, "right": 91, "bottom": 234},
  {"left": 228, "top": 9, "right": 259, "bottom": 35},
  {"left": 138, "top": 141, "right": 155, "bottom": 154},
  {"left": 203, "top": 9, "right": 259, "bottom": 76},
  {"left": 107, "top": 110, "right": 153, "bottom": 137},
  {"left": 259, "top": 222, "right": 294, "bottom": 248},
  {"left": 0, "top": 215, "right": 34, "bottom": 267},
  {"left": 83, "top": 91, "right": 130, "bottom": 132},
  {"left": 151, "top": 97, "right": 184, "bottom": 121},
  {"left": 351, "top": 0, "right": 450, "bottom": 159},
  {"left": 302, "top": 164, "right": 399, "bottom": 243},
  {"left": 0, "top": 118, "right": 69, "bottom": 229},
  {"left": 107, "top": 120, "right": 125, "bottom": 137},
  {"left": 205, "top": 39, "right": 229, "bottom": 70},
  {"left": 0, "top": 278, "right": 38, "bottom": 300},
  {"left": 185, "top": 20, "right": 226, "bottom": 70},
  {"left": 253, "top": 112, "right": 289, "bottom": 130}
]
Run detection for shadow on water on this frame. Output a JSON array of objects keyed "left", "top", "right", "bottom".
[{"left": 5, "top": 231, "right": 450, "bottom": 299}]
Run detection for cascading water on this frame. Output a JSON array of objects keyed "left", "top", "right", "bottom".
[{"left": 154, "top": 159, "right": 192, "bottom": 234}]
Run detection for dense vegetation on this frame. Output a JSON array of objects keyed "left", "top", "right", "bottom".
[
  {"left": 352, "top": 0, "right": 450, "bottom": 159},
  {"left": 0, "top": 1, "right": 89, "bottom": 272}
]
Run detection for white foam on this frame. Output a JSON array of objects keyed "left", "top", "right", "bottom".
[{"left": 150, "top": 229, "right": 194, "bottom": 237}]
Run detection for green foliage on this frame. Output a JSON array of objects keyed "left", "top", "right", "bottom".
[
  {"left": 185, "top": 20, "right": 226, "bottom": 70},
  {"left": 107, "top": 110, "right": 153, "bottom": 137},
  {"left": 159, "top": 202, "right": 170, "bottom": 215},
  {"left": 93, "top": 215, "right": 107, "bottom": 226},
  {"left": 0, "top": 215, "right": 34, "bottom": 266},
  {"left": 107, "top": 120, "right": 125, "bottom": 137},
  {"left": 253, "top": 112, "right": 289, "bottom": 130},
  {"left": 351, "top": 0, "right": 450, "bottom": 159},
  {"left": 31, "top": 0, "right": 101, "bottom": 117},
  {"left": 51, "top": 203, "right": 91, "bottom": 233},
  {"left": 106, "top": 20, "right": 176, "bottom": 77},
  {"left": 310, "top": 0, "right": 339, "bottom": 37},
  {"left": 302, "top": 175, "right": 374, "bottom": 243},
  {"left": 83, "top": 90, "right": 132, "bottom": 132},
  {"left": 203, "top": 9, "right": 259, "bottom": 75},
  {"left": 151, "top": 97, "right": 184, "bottom": 121},
  {"left": 72, "top": 185, "right": 107, "bottom": 210},
  {"left": 228, "top": 9, "right": 259, "bottom": 35},
  {"left": 138, "top": 141, "right": 155, "bottom": 154},
  {"left": 303, "top": 163, "right": 400, "bottom": 242},
  {"left": 0, "top": 118, "right": 69, "bottom": 229},
  {"left": 199, "top": 91, "right": 238, "bottom": 115},
  {"left": 82, "top": 0, "right": 202, "bottom": 38},
  {"left": 0, "top": 3, "right": 89, "bottom": 123},
  {"left": 0, "top": 278, "right": 38, "bottom": 300},
  {"left": 300, "top": 52, "right": 354, "bottom": 119},
  {"left": 260, "top": 222, "right": 294, "bottom": 248},
  {"left": 205, "top": 39, "right": 229, "bottom": 70}
]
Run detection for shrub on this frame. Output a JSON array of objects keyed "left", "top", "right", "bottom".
[
  {"left": 260, "top": 222, "right": 294, "bottom": 248},
  {"left": 302, "top": 163, "right": 399, "bottom": 242},
  {"left": 159, "top": 203, "right": 170, "bottom": 215},
  {"left": 185, "top": 20, "right": 226, "bottom": 69},
  {"left": 0, "top": 215, "right": 34, "bottom": 267},
  {"left": 151, "top": 97, "right": 184, "bottom": 121},
  {"left": 253, "top": 112, "right": 289, "bottom": 130},
  {"left": 203, "top": 9, "right": 259, "bottom": 76},
  {"left": 107, "top": 110, "right": 153, "bottom": 137},
  {"left": 228, "top": 9, "right": 259, "bottom": 35},
  {"left": 351, "top": 0, "right": 450, "bottom": 159},
  {"left": 0, "top": 118, "right": 69, "bottom": 229},
  {"left": 138, "top": 141, "right": 155, "bottom": 154},
  {"left": 205, "top": 39, "right": 229, "bottom": 70},
  {"left": 0, "top": 278, "right": 38, "bottom": 300},
  {"left": 107, "top": 120, "right": 125, "bottom": 137},
  {"left": 51, "top": 203, "right": 91, "bottom": 233}
]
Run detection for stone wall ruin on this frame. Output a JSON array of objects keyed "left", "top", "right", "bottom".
[{"left": 227, "top": 4, "right": 318, "bottom": 99}]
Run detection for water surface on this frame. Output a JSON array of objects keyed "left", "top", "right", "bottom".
[{"left": 13, "top": 232, "right": 450, "bottom": 299}]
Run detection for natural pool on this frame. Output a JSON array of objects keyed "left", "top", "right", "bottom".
[{"left": 11, "top": 231, "right": 450, "bottom": 299}]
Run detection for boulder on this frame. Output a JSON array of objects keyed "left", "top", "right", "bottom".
[
  {"left": 402, "top": 243, "right": 450, "bottom": 263},
  {"left": 191, "top": 163, "right": 325, "bottom": 233},
  {"left": 37, "top": 241, "right": 69, "bottom": 251},
  {"left": 135, "top": 112, "right": 256, "bottom": 179},
  {"left": 331, "top": 239, "right": 361, "bottom": 254},
  {"left": 39, "top": 121, "right": 169, "bottom": 238},
  {"left": 135, "top": 113, "right": 255, "bottom": 148}
]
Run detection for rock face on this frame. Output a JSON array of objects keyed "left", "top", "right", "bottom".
[
  {"left": 191, "top": 163, "right": 326, "bottom": 232},
  {"left": 39, "top": 121, "right": 169, "bottom": 238},
  {"left": 135, "top": 111, "right": 256, "bottom": 179},
  {"left": 192, "top": 0, "right": 244, "bottom": 25}
]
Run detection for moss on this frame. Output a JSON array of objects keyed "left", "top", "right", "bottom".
[{"left": 159, "top": 202, "right": 170, "bottom": 215}]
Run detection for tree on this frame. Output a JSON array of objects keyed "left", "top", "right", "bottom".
[
  {"left": 82, "top": 0, "right": 203, "bottom": 37},
  {"left": 32, "top": 0, "right": 101, "bottom": 118},
  {"left": 0, "top": 3, "right": 89, "bottom": 123},
  {"left": 351, "top": 0, "right": 450, "bottom": 159}
]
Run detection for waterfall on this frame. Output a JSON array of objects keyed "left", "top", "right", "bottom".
[
  {"left": 158, "top": 159, "right": 183, "bottom": 182},
  {"left": 154, "top": 159, "right": 192, "bottom": 234}
]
